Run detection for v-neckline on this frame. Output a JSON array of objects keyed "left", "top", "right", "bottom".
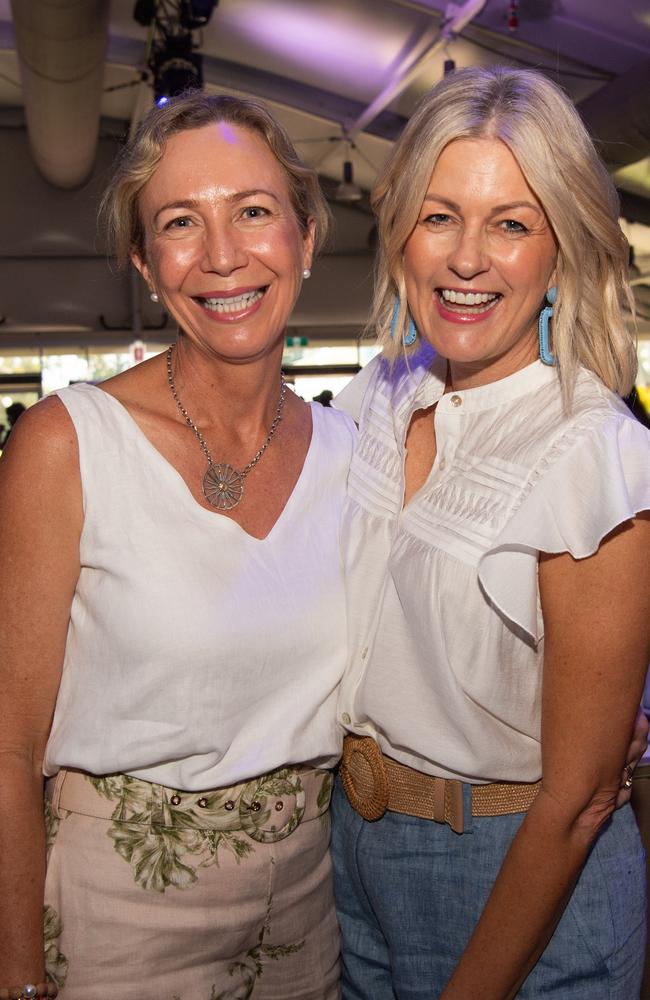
[{"left": 81, "top": 384, "right": 317, "bottom": 542}]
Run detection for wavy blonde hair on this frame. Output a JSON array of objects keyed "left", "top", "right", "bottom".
[
  {"left": 372, "top": 65, "right": 636, "bottom": 398},
  {"left": 101, "top": 90, "right": 331, "bottom": 267}
]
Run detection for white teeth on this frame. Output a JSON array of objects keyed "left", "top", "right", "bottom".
[
  {"left": 201, "top": 289, "right": 264, "bottom": 313},
  {"left": 440, "top": 289, "right": 499, "bottom": 306}
]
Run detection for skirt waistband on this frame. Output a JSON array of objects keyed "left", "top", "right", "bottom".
[{"left": 46, "top": 765, "right": 334, "bottom": 845}]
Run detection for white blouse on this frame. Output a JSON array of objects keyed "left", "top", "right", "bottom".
[
  {"left": 335, "top": 346, "right": 650, "bottom": 784},
  {"left": 44, "top": 384, "right": 356, "bottom": 790}
]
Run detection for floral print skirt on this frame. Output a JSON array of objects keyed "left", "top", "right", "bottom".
[{"left": 44, "top": 765, "right": 340, "bottom": 1000}]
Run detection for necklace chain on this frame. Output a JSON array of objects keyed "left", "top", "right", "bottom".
[{"left": 166, "top": 345, "right": 287, "bottom": 509}]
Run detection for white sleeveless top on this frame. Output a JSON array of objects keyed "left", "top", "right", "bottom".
[
  {"left": 44, "top": 384, "right": 356, "bottom": 790},
  {"left": 335, "top": 349, "right": 650, "bottom": 783}
]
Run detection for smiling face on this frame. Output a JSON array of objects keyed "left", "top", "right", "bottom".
[
  {"left": 132, "top": 122, "right": 314, "bottom": 364},
  {"left": 403, "top": 137, "right": 558, "bottom": 388}
]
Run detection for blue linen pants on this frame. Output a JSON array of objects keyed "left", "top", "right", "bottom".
[{"left": 331, "top": 776, "right": 646, "bottom": 999}]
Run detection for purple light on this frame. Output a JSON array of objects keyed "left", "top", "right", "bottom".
[
  {"left": 156, "top": 96, "right": 170, "bottom": 107},
  {"left": 217, "top": 2, "right": 399, "bottom": 97},
  {"left": 217, "top": 122, "right": 239, "bottom": 144}
]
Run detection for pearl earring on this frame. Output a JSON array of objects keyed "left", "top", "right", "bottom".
[
  {"left": 150, "top": 291, "right": 159, "bottom": 303},
  {"left": 303, "top": 268, "right": 311, "bottom": 279}
]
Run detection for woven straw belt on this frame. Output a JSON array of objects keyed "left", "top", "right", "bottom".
[{"left": 340, "top": 734, "right": 540, "bottom": 835}]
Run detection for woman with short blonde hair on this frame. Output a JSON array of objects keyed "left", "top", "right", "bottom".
[{"left": 0, "top": 91, "right": 350, "bottom": 999}]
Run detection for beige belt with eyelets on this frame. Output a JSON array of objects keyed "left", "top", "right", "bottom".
[
  {"left": 46, "top": 764, "right": 333, "bottom": 843},
  {"left": 340, "top": 735, "right": 540, "bottom": 834}
]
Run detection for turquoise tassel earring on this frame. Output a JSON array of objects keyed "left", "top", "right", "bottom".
[
  {"left": 538, "top": 286, "right": 557, "bottom": 366},
  {"left": 390, "top": 297, "right": 418, "bottom": 347}
]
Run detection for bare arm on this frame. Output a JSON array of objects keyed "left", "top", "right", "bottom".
[
  {"left": 441, "top": 513, "right": 650, "bottom": 1000},
  {"left": 0, "top": 398, "right": 82, "bottom": 983}
]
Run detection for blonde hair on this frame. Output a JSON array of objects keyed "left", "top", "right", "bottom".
[
  {"left": 372, "top": 65, "right": 637, "bottom": 398},
  {"left": 102, "top": 90, "right": 331, "bottom": 267}
]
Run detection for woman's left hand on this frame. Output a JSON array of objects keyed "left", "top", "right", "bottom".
[{"left": 617, "top": 706, "right": 649, "bottom": 807}]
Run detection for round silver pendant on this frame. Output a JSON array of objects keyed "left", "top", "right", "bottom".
[{"left": 203, "top": 463, "right": 244, "bottom": 510}]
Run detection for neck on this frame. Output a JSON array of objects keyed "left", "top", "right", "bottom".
[
  {"left": 170, "top": 337, "right": 286, "bottom": 433},
  {"left": 446, "top": 335, "right": 538, "bottom": 392}
]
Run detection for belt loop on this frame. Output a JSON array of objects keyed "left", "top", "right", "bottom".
[
  {"left": 149, "top": 780, "right": 164, "bottom": 827},
  {"left": 433, "top": 778, "right": 446, "bottom": 823},
  {"left": 446, "top": 780, "right": 465, "bottom": 834},
  {"left": 461, "top": 782, "right": 474, "bottom": 835},
  {"left": 47, "top": 769, "right": 67, "bottom": 818}
]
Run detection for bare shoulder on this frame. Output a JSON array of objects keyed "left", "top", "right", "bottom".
[
  {"left": 286, "top": 386, "right": 311, "bottom": 420},
  {"left": 99, "top": 352, "right": 168, "bottom": 412},
  {"left": 1, "top": 394, "right": 78, "bottom": 468},
  {"left": 0, "top": 395, "right": 82, "bottom": 529}
]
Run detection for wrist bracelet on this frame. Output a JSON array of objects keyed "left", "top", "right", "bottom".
[{"left": 0, "top": 983, "right": 58, "bottom": 999}]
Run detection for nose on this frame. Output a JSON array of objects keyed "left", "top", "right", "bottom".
[
  {"left": 446, "top": 225, "right": 489, "bottom": 279},
  {"left": 200, "top": 220, "right": 248, "bottom": 275}
]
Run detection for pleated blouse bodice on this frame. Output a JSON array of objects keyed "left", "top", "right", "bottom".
[
  {"left": 44, "top": 383, "right": 356, "bottom": 790},
  {"left": 335, "top": 347, "right": 650, "bottom": 784}
]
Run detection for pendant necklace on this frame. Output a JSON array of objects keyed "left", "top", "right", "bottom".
[{"left": 166, "top": 345, "right": 287, "bottom": 511}]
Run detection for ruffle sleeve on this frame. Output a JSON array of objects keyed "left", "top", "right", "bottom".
[{"left": 478, "top": 413, "right": 650, "bottom": 644}]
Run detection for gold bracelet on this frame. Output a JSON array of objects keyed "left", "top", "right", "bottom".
[{"left": 0, "top": 983, "right": 58, "bottom": 999}]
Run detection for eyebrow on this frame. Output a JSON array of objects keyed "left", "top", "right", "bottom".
[
  {"left": 154, "top": 189, "right": 281, "bottom": 223},
  {"left": 422, "top": 194, "right": 543, "bottom": 216},
  {"left": 490, "top": 200, "right": 543, "bottom": 216},
  {"left": 234, "top": 188, "right": 281, "bottom": 204}
]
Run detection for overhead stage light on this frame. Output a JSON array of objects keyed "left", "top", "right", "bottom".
[
  {"left": 179, "top": 0, "right": 219, "bottom": 29},
  {"left": 141, "top": 0, "right": 216, "bottom": 106},
  {"left": 334, "top": 160, "right": 363, "bottom": 203},
  {"left": 152, "top": 33, "right": 203, "bottom": 101}
]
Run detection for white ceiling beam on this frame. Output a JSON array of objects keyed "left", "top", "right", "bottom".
[
  {"left": 308, "top": 0, "right": 486, "bottom": 173},
  {"left": 346, "top": 0, "right": 487, "bottom": 140}
]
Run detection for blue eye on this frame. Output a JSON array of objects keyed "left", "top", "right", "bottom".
[
  {"left": 165, "top": 217, "right": 192, "bottom": 230},
  {"left": 502, "top": 219, "right": 527, "bottom": 233},
  {"left": 242, "top": 206, "right": 268, "bottom": 219},
  {"left": 424, "top": 213, "right": 451, "bottom": 225}
]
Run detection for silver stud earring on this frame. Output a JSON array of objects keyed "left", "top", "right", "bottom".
[
  {"left": 303, "top": 268, "right": 311, "bottom": 279},
  {"left": 150, "top": 291, "right": 159, "bottom": 303}
]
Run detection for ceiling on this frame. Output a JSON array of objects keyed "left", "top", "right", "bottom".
[{"left": 1, "top": 0, "right": 650, "bottom": 349}]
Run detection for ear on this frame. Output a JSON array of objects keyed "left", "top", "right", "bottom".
[
  {"left": 131, "top": 248, "right": 154, "bottom": 294},
  {"left": 302, "top": 217, "right": 316, "bottom": 272}
]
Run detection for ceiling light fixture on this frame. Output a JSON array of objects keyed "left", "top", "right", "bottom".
[
  {"left": 152, "top": 33, "right": 203, "bottom": 101},
  {"left": 179, "top": 0, "right": 219, "bottom": 30},
  {"left": 134, "top": 0, "right": 216, "bottom": 103},
  {"left": 134, "top": 0, "right": 218, "bottom": 28},
  {"left": 335, "top": 160, "right": 363, "bottom": 203},
  {"left": 334, "top": 155, "right": 363, "bottom": 203}
]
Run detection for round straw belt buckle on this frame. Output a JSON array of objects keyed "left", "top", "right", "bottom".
[{"left": 340, "top": 735, "right": 389, "bottom": 821}]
